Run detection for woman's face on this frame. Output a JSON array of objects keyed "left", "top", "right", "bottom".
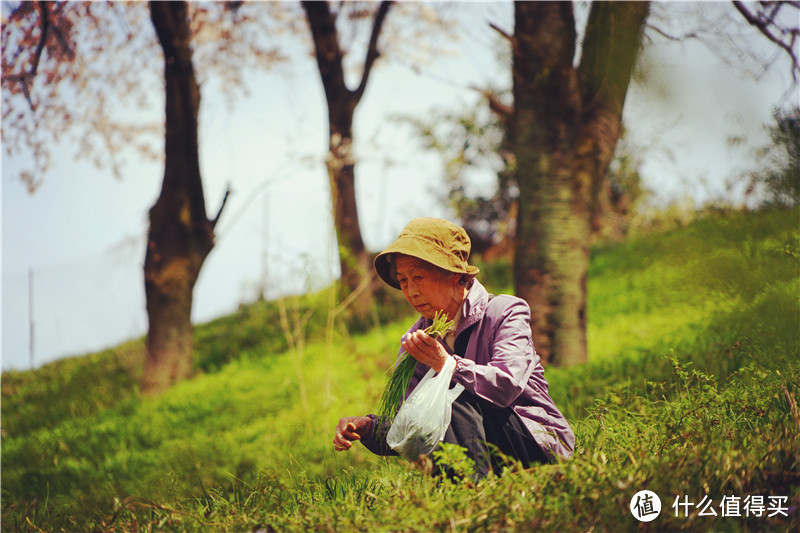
[{"left": 394, "top": 255, "right": 464, "bottom": 320}]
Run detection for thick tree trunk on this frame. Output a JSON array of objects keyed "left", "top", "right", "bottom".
[
  {"left": 142, "top": 1, "right": 225, "bottom": 394},
  {"left": 513, "top": 1, "right": 649, "bottom": 366},
  {"left": 513, "top": 1, "right": 585, "bottom": 367},
  {"left": 302, "top": 1, "right": 391, "bottom": 327}
]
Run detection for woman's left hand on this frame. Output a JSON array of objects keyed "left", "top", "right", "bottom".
[{"left": 402, "top": 329, "right": 450, "bottom": 373}]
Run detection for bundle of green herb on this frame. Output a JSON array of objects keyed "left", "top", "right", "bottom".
[{"left": 377, "top": 310, "right": 455, "bottom": 421}]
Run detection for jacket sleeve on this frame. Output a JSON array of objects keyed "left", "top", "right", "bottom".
[
  {"left": 451, "top": 297, "right": 538, "bottom": 408},
  {"left": 359, "top": 414, "right": 398, "bottom": 456}
]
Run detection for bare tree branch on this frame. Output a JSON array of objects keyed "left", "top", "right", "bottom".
[
  {"left": 4, "top": 2, "right": 77, "bottom": 110},
  {"left": 301, "top": 1, "right": 347, "bottom": 102},
  {"left": 12, "top": 1, "right": 52, "bottom": 109},
  {"left": 210, "top": 187, "right": 231, "bottom": 229},
  {"left": 30, "top": 2, "right": 50, "bottom": 79},
  {"left": 353, "top": 0, "right": 392, "bottom": 103},
  {"left": 488, "top": 21, "right": 512, "bottom": 42},
  {"left": 645, "top": 21, "right": 700, "bottom": 42},
  {"left": 483, "top": 88, "right": 513, "bottom": 120},
  {"left": 48, "top": 2, "right": 75, "bottom": 61},
  {"left": 488, "top": 20, "right": 520, "bottom": 60},
  {"left": 732, "top": 0, "right": 799, "bottom": 81}
]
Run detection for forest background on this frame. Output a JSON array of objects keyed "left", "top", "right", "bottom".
[{"left": 2, "top": 0, "right": 796, "bottom": 372}]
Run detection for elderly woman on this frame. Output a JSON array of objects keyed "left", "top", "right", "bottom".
[{"left": 333, "top": 218, "right": 574, "bottom": 478}]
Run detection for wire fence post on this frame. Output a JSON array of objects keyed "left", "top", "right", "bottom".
[{"left": 29, "top": 267, "right": 34, "bottom": 369}]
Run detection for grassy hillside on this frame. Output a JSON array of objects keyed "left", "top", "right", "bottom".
[{"left": 2, "top": 208, "right": 798, "bottom": 532}]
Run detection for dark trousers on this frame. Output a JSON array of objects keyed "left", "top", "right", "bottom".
[{"left": 438, "top": 391, "right": 550, "bottom": 479}]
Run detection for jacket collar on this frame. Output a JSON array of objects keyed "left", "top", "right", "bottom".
[
  {"left": 455, "top": 279, "right": 489, "bottom": 337},
  {"left": 415, "top": 279, "right": 489, "bottom": 337}
]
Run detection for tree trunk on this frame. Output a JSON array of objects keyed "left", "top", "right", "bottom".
[
  {"left": 578, "top": 2, "right": 652, "bottom": 233},
  {"left": 142, "top": 1, "right": 226, "bottom": 394},
  {"left": 513, "top": 1, "right": 649, "bottom": 366},
  {"left": 302, "top": 1, "right": 391, "bottom": 327},
  {"left": 327, "top": 95, "right": 373, "bottom": 317}
]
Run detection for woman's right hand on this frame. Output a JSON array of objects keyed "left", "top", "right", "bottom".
[{"left": 333, "top": 416, "right": 372, "bottom": 451}]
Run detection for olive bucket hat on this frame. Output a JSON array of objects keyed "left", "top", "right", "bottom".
[{"left": 374, "top": 217, "right": 480, "bottom": 289}]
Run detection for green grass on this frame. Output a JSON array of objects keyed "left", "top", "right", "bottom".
[{"left": 2, "top": 207, "right": 799, "bottom": 532}]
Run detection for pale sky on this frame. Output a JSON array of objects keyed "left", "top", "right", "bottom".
[{"left": 2, "top": 1, "right": 796, "bottom": 370}]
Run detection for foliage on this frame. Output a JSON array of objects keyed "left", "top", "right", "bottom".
[
  {"left": 397, "top": 90, "right": 517, "bottom": 255},
  {"left": 1, "top": 1, "right": 291, "bottom": 190},
  {"left": 598, "top": 138, "right": 650, "bottom": 237},
  {"left": 2, "top": 207, "right": 798, "bottom": 532},
  {"left": 745, "top": 107, "right": 800, "bottom": 208},
  {"left": 403, "top": 96, "right": 653, "bottom": 248}
]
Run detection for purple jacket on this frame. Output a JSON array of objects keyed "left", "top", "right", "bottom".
[{"left": 363, "top": 280, "right": 575, "bottom": 461}]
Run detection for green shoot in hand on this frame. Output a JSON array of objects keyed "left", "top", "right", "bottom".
[{"left": 377, "top": 310, "right": 455, "bottom": 422}]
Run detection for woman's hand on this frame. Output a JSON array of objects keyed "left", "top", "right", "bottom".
[
  {"left": 402, "top": 329, "right": 450, "bottom": 373},
  {"left": 333, "top": 416, "right": 372, "bottom": 451}
]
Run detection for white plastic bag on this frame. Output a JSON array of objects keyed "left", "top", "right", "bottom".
[{"left": 386, "top": 356, "right": 464, "bottom": 461}]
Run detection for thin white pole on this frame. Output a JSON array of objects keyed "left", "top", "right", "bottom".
[{"left": 28, "top": 267, "right": 34, "bottom": 369}]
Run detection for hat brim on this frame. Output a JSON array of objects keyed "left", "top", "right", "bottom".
[{"left": 374, "top": 248, "right": 479, "bottom": 290}]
